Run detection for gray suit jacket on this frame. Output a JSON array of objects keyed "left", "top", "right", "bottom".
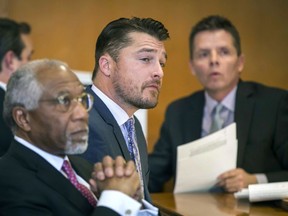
[
  {"left": 148, "top": 81, "right": 288, "bottom": 192},
  {"left": 81, "top": 85, "right": 151, "bottom": 202}
]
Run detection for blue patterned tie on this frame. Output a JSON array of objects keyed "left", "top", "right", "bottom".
[{"left": 124, "top": 118, "right": 144, "bottom": 199}]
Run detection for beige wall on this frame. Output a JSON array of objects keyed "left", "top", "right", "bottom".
[{"left": 3, "top": 0, "right": 288, "bottom": 152}]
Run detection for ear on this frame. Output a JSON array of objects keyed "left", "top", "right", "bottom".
[
  {"left": 2, "top": 51, "right": 19, "bottom": 72},
  {"left": 12, "top": 107, "right": 31, "bottom": 132},
  {"left": 237, "top": 54, "right": 245, "bottom": 75},
  {"left": 188, "top": 60, "right": 196, "bottom": 76},
  {"left": 98, "top": 54, "right": 114, "bottom": 77}
]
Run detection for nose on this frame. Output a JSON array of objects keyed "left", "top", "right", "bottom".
[
  {"left": 153, "top": 62, "right": 164, "bottom": 79},
  {"left": 210, "top": 50, "right": 219, "bottom": 66},
  {"left": 71, "top": 102, "right": 89, "bottom": 122}
]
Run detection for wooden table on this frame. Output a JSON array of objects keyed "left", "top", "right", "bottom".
[{"left": 151, "top": 193, "right": 288, "bottom": 215}]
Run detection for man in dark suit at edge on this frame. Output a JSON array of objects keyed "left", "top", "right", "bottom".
[
  {"left": 148, "top": 15, "right": 288, "bottom": 193},
  {"left": 0, "top": 18, "right": 34, "bottom": 156}
]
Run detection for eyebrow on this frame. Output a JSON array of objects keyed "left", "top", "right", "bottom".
[{"left": 136, "top": 48, "right": 168, "bottom": 60}]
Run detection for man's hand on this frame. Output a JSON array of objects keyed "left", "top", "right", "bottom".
[
  {"left": 89, "top": 156, "right": 140, "bottom": 198},
  {"left": 217, "top": 168, "right": 257, "bottom": 192}
]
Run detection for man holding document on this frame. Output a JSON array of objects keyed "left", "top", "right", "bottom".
[{"left": 149, "top": 15, "right": 288, "bottom": 193}]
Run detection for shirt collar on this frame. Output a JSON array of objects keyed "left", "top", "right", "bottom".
[
  {"left": 0, "top": 81, "right": 7, "bottom": 91},
  {"left": 205, "top": 86, "right": 237, "bottom": 115},
  {"left": 91, "top": 84, "right": 130, "bottom": 126}
]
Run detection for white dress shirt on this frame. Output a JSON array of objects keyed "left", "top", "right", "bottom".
[{"left": 0, "top": 81, "right": 6, "bottom": 91}]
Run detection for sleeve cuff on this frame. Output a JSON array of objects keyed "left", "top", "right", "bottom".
[
  {"left": 98, "top": 190, "right": 141, "bottom": 216},
  {"left": 255, "top": 174, "right": 268, "bottom": 184}
]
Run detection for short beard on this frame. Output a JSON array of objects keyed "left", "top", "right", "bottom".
[
  {"left": 64, "top": 134, "right": 88, "bottom": 155},
  {"left": 113, "top": 78, "right": 159, "bottom": 109},
  {"left": 127, "top": 95, "right": 158, "bottom": 109}
]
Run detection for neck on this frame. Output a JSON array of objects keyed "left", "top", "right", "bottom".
[
  {"left": 94, "top": 80, "right": 138, "bottom": 117},
  {"left": 207, "top": 83, "right": 238, "bottom": 102},
  {"left": 0, "top": 72, "right": 10, "bottom": 84},
  {"left": 208, "top": 91, "right": 229, "bottom": 102}
]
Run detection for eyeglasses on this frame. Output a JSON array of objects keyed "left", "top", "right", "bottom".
[{"left": 39, "top": 92, "right": 94, "bottom": 113}]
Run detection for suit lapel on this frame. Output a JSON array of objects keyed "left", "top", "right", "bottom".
[
  {"left": 134, "top": 117, "right": 151, "bottom": 199},
  {"left": 9, "top": 141, "right": 93, "bottom": 213},
  {"left": 184, "top": 92, "right": 204, "bottom": 143},
  {"left": 134, "top": 118, "right": 147, "bottom": 169},
  {"left": 86, "top": 86, "right": 131, "bottom": 161},
  {"left": 235, "top": 82, "right": 255, "bottom": 166}
]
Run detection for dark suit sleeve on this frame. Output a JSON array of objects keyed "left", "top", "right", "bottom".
[
  {"left": 148, "top": 104, "right": 175, "bottom": 193},
  {"left": 0, "top": 90, "right": 13, "bottom": 156},
  {"left": 0, "top": 205, "right": 120, "bottom": 216},
  {"left": 266, "top": 91, "right": 288, "bottom": 181}
]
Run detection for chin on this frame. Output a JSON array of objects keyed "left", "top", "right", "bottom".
[{"left": 65, "top": 140, "right": 88, "bottom": 155}]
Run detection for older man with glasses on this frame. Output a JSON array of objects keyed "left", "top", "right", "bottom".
[{"left": 0, "top": 59, "right": 144, "bottom": 216}]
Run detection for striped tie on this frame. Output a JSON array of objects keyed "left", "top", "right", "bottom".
[
  {"left": 210, "top": 103, "right": 225, "bottom": 134},
  {"left": 62, "top": 160, "right": 97, "bottom": 207}
]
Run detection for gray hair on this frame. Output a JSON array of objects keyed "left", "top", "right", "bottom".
[{"left": 3, "top": 59, "right": 66, "bottom": 132}]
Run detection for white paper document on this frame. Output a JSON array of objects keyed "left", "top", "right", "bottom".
[
  {"left": 174, "top": 123, "right": 237, "bottom": 193},
  {"left": 234, "top": 181, "right": 288, "bottom": 202}
]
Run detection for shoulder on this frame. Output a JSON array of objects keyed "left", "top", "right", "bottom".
[
  {"left": 166, "top": 90, "right": 205, "bottom": 112},
  {"left": 238, "top": 81, "right": 287, "bottom": 98}
]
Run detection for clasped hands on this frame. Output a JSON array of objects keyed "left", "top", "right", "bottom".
[{"left": 89, "top": 156, "right": 141, "bottom": 200}]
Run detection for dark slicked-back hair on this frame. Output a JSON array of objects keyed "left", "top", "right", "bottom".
[
  {"left": 0, "top": 18, "right": 31, "bottom": 71},
  {"left": 92, "top": 17, "right": 170, "bottom": 79},
  {"left": 189, "top": 15, "right": 241, "bottom": 59}
]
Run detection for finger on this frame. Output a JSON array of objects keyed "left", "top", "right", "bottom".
[
  {"left": 218, "top": 169, "right": 237, "bottom": 180},
  {"left": 125, "top": 160, "right": 136, "bottom": 177},
  {"left": 89, "top": 179, "right": 98, "bottom": 192},
  {"left": 114, "top": 156, "right": 125, "bottom": 177},
  {"left": 217, "top": 179, "right": 225, "bottom": 187},
  {"left": 224, "top": 176, "right": 244, "bottom": 192},
  {"left": 102, "top": 156, "right": 114, "bottom": 177},
  {"left": 130, "top": 171, "right": 141, "bottom": 193},
  {"left": 93, "top": 162, "right": 105, "bottom": 180},
  {"left": 218, "top": 170, "right": 230, "bottom": 180}
]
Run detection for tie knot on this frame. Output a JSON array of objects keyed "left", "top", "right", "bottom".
[
  {"left": 125, "top": 117, "right": 135, "bottom": 132},
  {"left": 62, "top": 160, "right": 71, "bottom": 172},
  {"left": 213, "top": 103, "right": 224, "bottom": 115},
  {"left": 62, "top": 160, "right": 76, "bottom": 181}
]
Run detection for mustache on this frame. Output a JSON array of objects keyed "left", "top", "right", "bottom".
[
  {"left": 143, "top": 79, "right": 162, "bottom": 88},
  {"left": 67, "top": 126, "right": 89, "bottom": 138}
]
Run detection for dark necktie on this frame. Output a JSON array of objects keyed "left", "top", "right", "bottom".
[
  {"left": 210, "top": 103, "right": 225, "bottom": 134},
  {"left": 124, "top": 118, "right": 144, "bottom": 199},
  {"left": 61, "top": 160, "right": 97, "bottom": 207}
]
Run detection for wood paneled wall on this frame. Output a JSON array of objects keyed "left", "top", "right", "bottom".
[{"left": 3, "top": 0, "right": 288, "bottom": 152}]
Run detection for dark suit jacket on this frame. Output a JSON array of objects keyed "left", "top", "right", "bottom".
[
  {"left": 81, "top": 85, "right": 151, "bottom": 202},
  {"left": 0, "top": 140, "right": 120, "bottom": 216},
  {"left": 148, "top": 81, "right": 288, "bottom": 192},
  {"left": 0, "top": 88, "right": 13, "bottom": 156}
]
